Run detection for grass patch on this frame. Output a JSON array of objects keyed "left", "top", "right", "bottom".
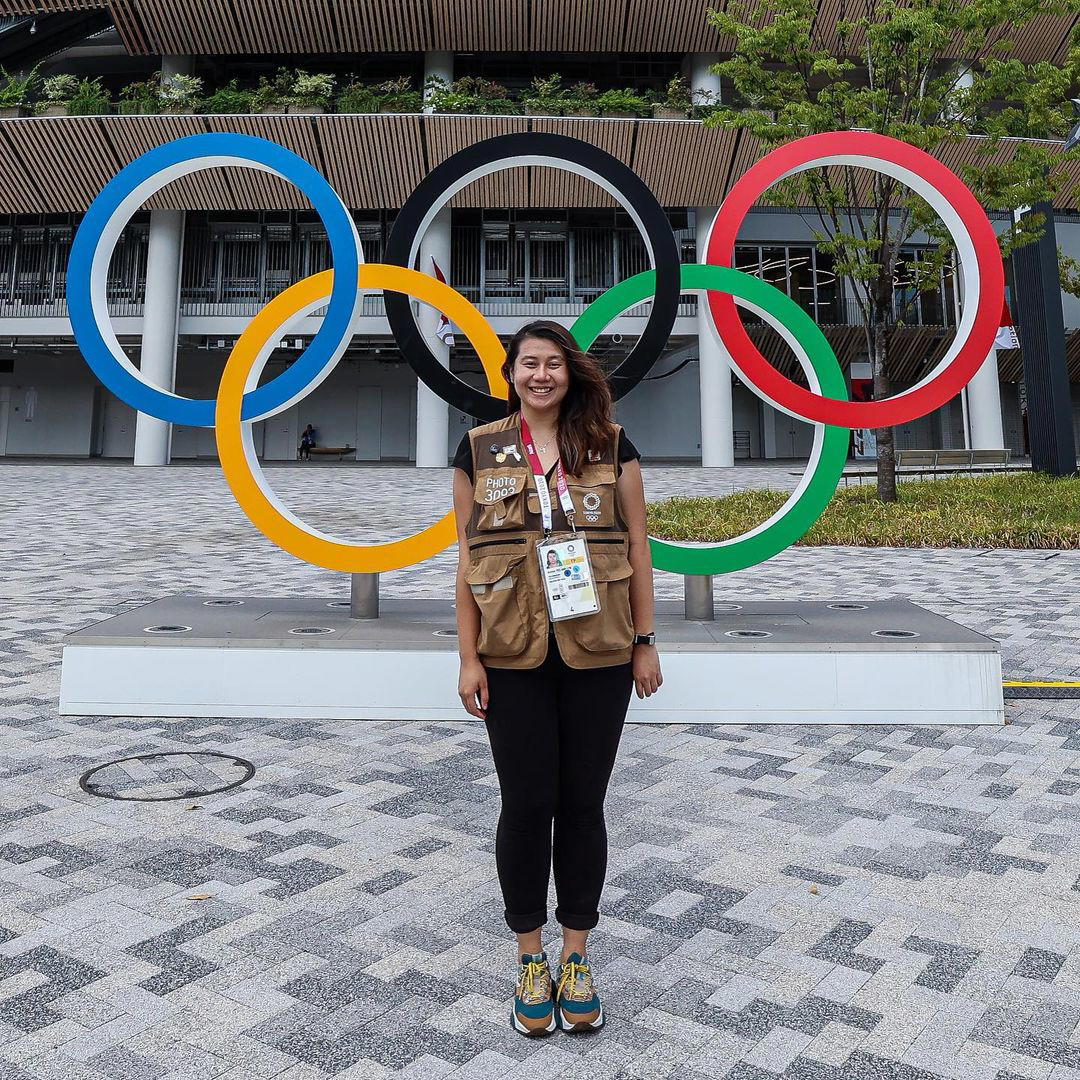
[{"left": 647, "top": 472, "right": 1080, "bottom": 549}]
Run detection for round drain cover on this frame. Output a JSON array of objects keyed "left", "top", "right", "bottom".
[
  {"left": 872, "top": 629, "right": 920, "bottom": 639},
  {"left": 725, "top": 629, "right": 772, "bottom": 638},
  {"left": 79, "top": 751, "right": 255, "bottom": 802},
  {"left": 203, "top": 599, "right": 244, "bottom": 607},
  {"left": 143, "top": 624, "right": 191, "bottom": 634},
  {"left": 828, "top": 603, "right": 867, "bottom": 610},
  {"left": 288, "top": 626, "right": 335, "bottom": 635},
  {"left": 433, "top": 629, "right": 458, "bottom": 638},
  {"left": 325, "top": 601, "right": 351, "bottom": 608}
]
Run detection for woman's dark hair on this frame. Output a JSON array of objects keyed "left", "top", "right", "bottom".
[{"left": 502, "top": 319, "right": 614, "bottom": 476}]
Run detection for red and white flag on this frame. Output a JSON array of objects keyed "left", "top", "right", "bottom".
[
  {"left": 995, "top": 298, "right": 1019, "bottom": 350},
  {"left": 430, "top": 257, "right": 455, "bottom": 347}
]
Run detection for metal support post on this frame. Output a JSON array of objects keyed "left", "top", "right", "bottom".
[
  {"left": 684, "top": 575, "right": 715, "bottom": 621},
  {"left": 350, "top": 573, "right": 379, "bottom": 619}
]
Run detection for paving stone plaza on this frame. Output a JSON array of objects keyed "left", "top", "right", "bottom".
[{"left": 3, "top": 461, "right": 1080, "bottom": 1080}]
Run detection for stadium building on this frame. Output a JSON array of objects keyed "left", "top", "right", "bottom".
[{"left": 0, "top": 1, "right": 1076, "bottom": 466}]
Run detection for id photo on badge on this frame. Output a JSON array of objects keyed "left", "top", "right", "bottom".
[{"left": 538, "top": 536, "right": 600, "bottom": 622}]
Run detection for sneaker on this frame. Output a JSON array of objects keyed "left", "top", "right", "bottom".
[
  {"left": 555, "top": 952, "right": 604, "bottom": 1032},
  {"left": 512, "top": 951, "right": 556, "bottom": 1036}
]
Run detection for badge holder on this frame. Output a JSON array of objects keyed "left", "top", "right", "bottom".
[{"left": 538, "top": 530, "right": 600, "bottom": 622}]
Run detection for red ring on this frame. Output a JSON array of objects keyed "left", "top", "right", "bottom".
[{"left": 706, "top": 132, "right": 1004, "bottom": 429}]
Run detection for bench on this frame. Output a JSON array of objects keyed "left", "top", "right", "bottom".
[
  {"left": 300, "top": 445, "right": 356, "bottom": 461},
  {"left": 841, "top": 448, "right": 1017, "bottom": 485}
]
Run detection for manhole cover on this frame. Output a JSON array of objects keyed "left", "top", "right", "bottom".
[
  {"left": 433, "top": 629, "right": 458, "bottom": 637},
  {"left": 79, "top": 751, "right": 255, "bottom": 802},
  {"left": 143, "top": 624, "right": 191, "bottom": 634},
  {"left": 326, "top": 601, "right": 351, "bottom": 608},
  {"left": 288, "top": 626, "right": 335, "bottom": 635},
  {"left": 203, "top": 599, "right": 244, "bottom": 607},
  {"left": 725, "top": 629, "right": 772, "bottom": 638},
  {"left": 872, "top": 629, "right": 920, "bottom": 639},
  {"left": 828, "top": 603, "right": 867, "bottom": 610},
  {"left": 715, "top": 603, "right": 743, "bottom": 611}
]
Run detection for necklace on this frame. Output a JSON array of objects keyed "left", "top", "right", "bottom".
[{"left": 533, "top": 431, "right": 557, "bottom": 454}]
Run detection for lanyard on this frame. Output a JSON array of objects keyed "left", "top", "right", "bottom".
[{"left": 519, "top": 416, "right": 576, "bottom": 534}]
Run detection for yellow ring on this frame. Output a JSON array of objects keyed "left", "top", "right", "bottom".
[{"left": 216, "top": 265, "right": 507, "bottom": 573}]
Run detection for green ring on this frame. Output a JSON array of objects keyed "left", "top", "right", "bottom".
[{"left": 569, "top": 264, "right": 849, "bottom": 576}]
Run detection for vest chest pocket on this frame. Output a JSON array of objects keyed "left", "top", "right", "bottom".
[
  {"left": 473, "top": 467, "right": 529, "bottom": 531},
  {"left": 567, "top": 546, "right": 634, "bottom": 652},
  {"left": 568, "top": 462, "right": 617, "bottom": 528},
  {"left": 465, "top": 550, "right": 530, "bottom": 657}
]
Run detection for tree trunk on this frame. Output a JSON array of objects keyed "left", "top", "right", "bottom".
[{"left": 871, "top": 322, "right": 898, "bottom": 502}]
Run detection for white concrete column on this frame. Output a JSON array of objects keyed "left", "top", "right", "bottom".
[
  {"left": 944, "top": 64, "right": 1003, "bottom": 449},
  {"left": 414, "top": 51, "right": 454, "bottom": 467},
  {"left": 967, "top": 347, "right": 1005, "bottom": 448},
  {"left": 695, "top": 206, "right": 734, "bottom": 466},
  {"left": 687, "top": 52, "right": 722, "bottom": 107},
  {"left": 423, "top": 51, "right": 453, "bottom": 110},
  {"left": 133, "top": 207, "right": 184, "bottom": 466},
  {"left": 133, "top": 54, "right": 189, "bottom": 467},
  {"left": 414, "top": 208, "right": 452, "bottom": 466}
]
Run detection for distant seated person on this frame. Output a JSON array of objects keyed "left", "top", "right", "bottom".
[{"left": 298, "top": 424, "right": 317, "bottom": 460}]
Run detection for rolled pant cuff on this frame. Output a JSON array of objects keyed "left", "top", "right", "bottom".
[
  {"left": 555, "top": 907, "right": 599, "bottom": 931},
  {"left": 505, "top": 908, "right": 547, "bottom": 934}
]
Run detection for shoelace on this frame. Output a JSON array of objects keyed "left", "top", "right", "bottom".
[
  {"left": 556, "top": 960, "right": 593, "bottom": 1002},
  {"left": 518, "top": 959, "right": 550, "bottom": 1004}
]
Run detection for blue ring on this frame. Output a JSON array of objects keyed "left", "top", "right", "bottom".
[{"left": 67, "top": 133, "right": 360, "bottom": 427}]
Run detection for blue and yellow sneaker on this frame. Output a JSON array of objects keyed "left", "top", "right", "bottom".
[
  {"left": 555, "top": 952, "right": 604, "bottom": 1032},
  {"left": 512, "top": 951, "right": 556, "bottom": 1036}
]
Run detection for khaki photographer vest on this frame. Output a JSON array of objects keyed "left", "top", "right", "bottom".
[{"left": 464, "top": 414, "right": 635, "bottom": 670}]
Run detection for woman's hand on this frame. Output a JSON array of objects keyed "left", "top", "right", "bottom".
[
  {"left": 632, "top": 644, "right": 663, "bottom": 699},
  {"left": 458, "top": 659, "right": 489, "bottom": 720}
]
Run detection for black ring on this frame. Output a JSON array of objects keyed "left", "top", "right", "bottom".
[{"left": 384, "top": 132, "right": 681, "bottom": 422}]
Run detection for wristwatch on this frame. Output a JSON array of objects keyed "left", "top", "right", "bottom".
[{"left": 632, "top": 632, "right": 656, "bottom": 646}]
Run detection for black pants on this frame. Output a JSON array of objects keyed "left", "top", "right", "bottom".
[{"left": 483, "top": 635, "right": 633, "bottom": 933}]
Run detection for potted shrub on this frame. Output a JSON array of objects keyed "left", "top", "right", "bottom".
[
  {"left": 251, "top": 69, "right": 293, "bottom": 114},
  {"left": 336, "top": 78, "right": 379, "bottom": 114},
  {"left": 158, "top": 73, "right": 203, "bottom": 114},
  {"left": 521, "top": 74, "right": 569, "bottom": 116},
  {"left": 203, "top": 79, "right": 254, "bottom": 114},
  {"left": 425, "top": 75, "right": 515, "bottom": 115},
  {"left": 597, "top": 87, "right": 648, "bottom": 118},
  {"left": 36, "top": 73, "right": 78, "bottom": 116},
  {"left": 40, "top": 74, "right": 110, "bottom": 116},
  {"left": 375, "top": 75, "right": 422, "bottom": 113},
  {"left": 652, "top": 74, "right": 691, "bottom": 119},
  {"left": 66, "top": 76, "right": 111, "bottom": 115},
  {"left": 0, "top": 67, "right": 39, "bottom": 118},
  {"left": 287, "top": 71, "right": 334, "bottom": 114},
  {"left": 119, "top": 73, "right": 162, "bottom": 114},
  {"left": 564, "top": 82, "right": 599, "bottom": 117}
]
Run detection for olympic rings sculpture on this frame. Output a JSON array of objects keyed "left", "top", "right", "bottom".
[{"left": 68, "top": 130, "right": 1003, "bottom": 578}]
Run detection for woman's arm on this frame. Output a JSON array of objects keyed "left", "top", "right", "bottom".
[
  {"left": 453, "top": 467, "right": 488, "bottom": 719},
  {"left": 616, "top": 458, "right": 663, "bottom": 698}
]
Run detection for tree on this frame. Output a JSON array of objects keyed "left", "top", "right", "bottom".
[{"left": 704, "top": 0, "right": 1080, "bottom": 500}]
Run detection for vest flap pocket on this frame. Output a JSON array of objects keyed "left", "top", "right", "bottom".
[
  {"left": 572, "top": 462, "right": 617, "bottom": 486},
  {"left": 588, "top": 548, "right": 633, "bottom": 582},
  {"left": 465, "top": 551, "right": 527, "bottom": 587},
  {"left": 474, "top": 467, "right": 530, "bottom": 504}
]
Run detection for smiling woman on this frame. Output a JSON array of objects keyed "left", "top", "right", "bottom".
[{"left": 450, "top": 318, "right": 662, "bottom": 1037}]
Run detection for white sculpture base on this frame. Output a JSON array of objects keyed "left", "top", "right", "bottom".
[{"left": 60, "top": 598, "right": 1003, "bottom": 726}]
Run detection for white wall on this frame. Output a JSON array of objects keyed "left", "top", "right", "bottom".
[
  {"left": 614, "top": 348, "right": 702, "bottom": 459},
  {"left": 0, "top": 354, "right": 97, "bottom": 456}
]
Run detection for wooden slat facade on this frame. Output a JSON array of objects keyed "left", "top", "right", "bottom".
[
  {"left": 0, "top": 114, "right": 1075, "bottom": 215},
  {"left": 0, "top": 0, "right": 1074, "bottom": 59}
]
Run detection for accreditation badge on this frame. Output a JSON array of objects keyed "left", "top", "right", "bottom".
[{"left": 537, "top": 534, "right": 600, "bottom": 622}]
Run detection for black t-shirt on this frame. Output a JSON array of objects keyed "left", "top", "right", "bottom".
[{"left": 452, "top": 427, "right": 641, "bottom": 482}]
